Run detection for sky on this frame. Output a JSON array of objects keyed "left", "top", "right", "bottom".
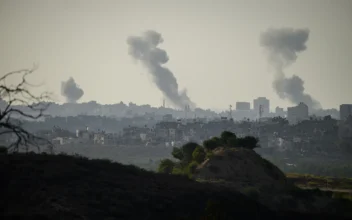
[{"left": 0, "top": 0, "right": 351, "bottom": 111}]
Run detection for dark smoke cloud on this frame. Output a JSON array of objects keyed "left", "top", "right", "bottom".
[
  {"left": 126, "top": 30, "right": 195, "bottom": 109},
  {"left": 61, "top": 77, "right": 84, "bottom": 103},
  {"left": 260, "top": 28, "right": 321, "bottom": 110}
]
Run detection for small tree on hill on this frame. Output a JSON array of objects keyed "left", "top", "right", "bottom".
[
  {"left": 220, "top": 131, "right": 236, "bottom": 142},
  {"left": 0, "top": 66, "right": 52, "bottom": 152},
  {"left": 172, "top": 147, "right": 184, "bottom": 161},
  {"left": 192, "top": 146, "right": 206, "bottom": 164},
  {"left": 181, "top": 142, "right": 199, "bottom": 163},
  {"left": 158, "top": 159, "right": 175, "bottom": 174},
  {"left": 203, "top": 137, "right": 221, "bottom": 151},
  {"left": 237, "top": 136, "right": 259, "bottom": 150},
  {"left": 220, "top": 131, "right": 238, "bottom": 148},
  {"left": 172, "top": 142, "right": 200, "bottom": 163}
]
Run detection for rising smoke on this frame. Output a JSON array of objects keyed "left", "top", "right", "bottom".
[
  {"left": 61, "top": 77, "right": 84, "bottom": 103},
  {"left": 126, "top": 30, "right": 195, "bottom": 109},
  {"left": 260, "top": 28, "right": 321, "bottom": 110}
]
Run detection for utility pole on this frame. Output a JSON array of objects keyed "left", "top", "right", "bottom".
[
  {"left": 259, "top": 104, "right": 263, "bottom": 120},
  {"left": 229, "top": 105, "right": 233, "bottom": 120}
]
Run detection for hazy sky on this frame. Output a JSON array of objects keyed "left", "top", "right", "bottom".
[{"left": 1, "top": 0, "right": 351, "bottom": 110}]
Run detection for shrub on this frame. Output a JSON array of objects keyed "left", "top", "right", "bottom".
[
  {"left": 192, "top": 146, "right": 206, "bottom": 164},
  {"left": 184, "top": 161, "right": 198, "bottom": 178},
  {"left": 181, "top": 142, "right": 200, "bottom": 163},
  {"left": 187, "top": 161, "right": 199, "bottom": 175},
  {"left": 158, "top": 159, "right": 175, "bottom": 174},
  {"left": 220, "top": 131, "right": 238, "bottom": 147},
  {"left": 203, "top": 137, "right": 221, "bottom": 151},
  {"left": 220, "top": 131, "right": 236, "bottom": 142},
  {"left": 237, "top": 136, "right": 259, "bottom": 150},
  {"left": 172, "top": 147, "right": 184, "bottom": 161}
]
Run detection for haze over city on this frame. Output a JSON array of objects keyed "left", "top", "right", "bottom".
[
  {"left": 3, "top": 1, "right": 352, "bottom": 219},
  {"left": 1, "top": 0, "right": 351, "bottom": 111}
]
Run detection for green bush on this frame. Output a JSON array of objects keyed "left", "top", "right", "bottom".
[
  {"left": 203, "top": 137, "right": 221, "bottom": 151},
  {"left": 158, "top": 159, "right": 175, "bottom": 174},
  {"left": 237, "top": 136, "right": 259, "bottom": 150},
  {"left": 192, "top": 146, "right": 206, "bottom": 164},
  {"left": 172, "top": 147, "right": 183, "bottom": 161},
  {"left": 187, "top": 161, "right": 199, "bottom": 176},
  {"left": 181, "top": 142, "right": 200, "bottom": 163}
]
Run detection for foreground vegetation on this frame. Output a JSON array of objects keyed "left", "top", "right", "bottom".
[
  {"left": 3, "top": 152, "right": 346, "bottom": 219},
  {"left": 268, "top": 156, "right": 352, "bottom": 178},
  {"left": 287, "top": 173, "right": 352, "bottom": 190}
]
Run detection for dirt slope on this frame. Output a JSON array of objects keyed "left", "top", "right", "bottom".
[{"left": 194, "top": 147, "right": 289, "bottom": 191}]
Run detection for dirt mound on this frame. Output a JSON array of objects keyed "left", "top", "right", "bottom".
[{"left": 194, "top": 147, "right": 289, "bottom": 191}]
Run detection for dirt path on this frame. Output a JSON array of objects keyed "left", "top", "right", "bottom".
[{"left": 299, "top": 186, "right": 352, "bottom": 193}]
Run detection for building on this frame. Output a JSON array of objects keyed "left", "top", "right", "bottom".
[
  {"left": 287, "top": 102, "right": 309, "bottom": 124},
  {"left": 340, "top": 104, "right": 352, "bottom": 120},
  {"left": 162, "top": 114, "right": 173, "bottom": 122},
  {"left": 253, "top": 97, "right": 270, "bottom": 117},
  {"left": 236, "top": 102, "right": 250, "bottom": 111},
  {"left": 275, "top": 107, "right": 285, "bottom": 117},
  {"left": 93, "top": 133, "right": 105, "bottom": 145}
]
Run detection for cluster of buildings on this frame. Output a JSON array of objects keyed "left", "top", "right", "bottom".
[
  {"left": 235, "top": 97, "right": 352, "bottom": 125},
  {"left": 233, "top": 97, "right": 304, "bottom": 124},
  {"left": 50, "top": 127, "right": 117, "bottom": 146},
  {"left": 340, "top": 104, "right": 352, "bottom": 121}
]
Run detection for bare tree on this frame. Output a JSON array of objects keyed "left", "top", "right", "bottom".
[{"left": 0, "top": 65, "right": 53, "bottom": 152}]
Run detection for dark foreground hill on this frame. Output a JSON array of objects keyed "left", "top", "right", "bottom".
[{"left": 0, "top": 153, "right": 349, "bottom": 220}]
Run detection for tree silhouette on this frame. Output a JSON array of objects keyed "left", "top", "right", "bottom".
[
  {"left": 0, "top": 66, "right": 52, "bottom": 152},
  {"left": 237, "top": 136, "right": 259, "bottom": 150},
  {"left": 203, "top": 137, "right": 221, "bottom": 151}
]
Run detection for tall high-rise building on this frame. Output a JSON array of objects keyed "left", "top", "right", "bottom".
[
  {"left": 253, "top": 97, "right": 270, "bottom": 117},
  {"left": 340, "top": 104, "right": 352, "bottom": 120}
]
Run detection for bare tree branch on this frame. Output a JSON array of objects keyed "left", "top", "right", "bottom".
[{"left": 0, "top": 66, "right": 53, "bottom": 153}]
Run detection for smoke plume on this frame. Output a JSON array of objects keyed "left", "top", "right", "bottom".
[
  {"left": 61, "top": 77, "right": 84, "bottom": 103},
  {"left": 260, "top": 28, "right": 321, "bottom": 110},
  {"left": 126, "top": 30, "right": 195, "bottom": 109}
]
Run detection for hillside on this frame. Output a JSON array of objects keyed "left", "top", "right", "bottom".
[
  {"left": 1, "top": 153, "right": 349, "bottom": 220},
  {"left": 194, "top": 147, "right": 289, "bottom": 192}
]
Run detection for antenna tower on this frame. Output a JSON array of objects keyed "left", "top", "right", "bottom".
[
  {"left": 259, "top": 104, "right": 263, "bottom": 119},
  {"left": 184, "top": 104, "right": 190, "bottom": 119},
  {"left": 229, "top": 105, "right": 233, "bottom": 120}
]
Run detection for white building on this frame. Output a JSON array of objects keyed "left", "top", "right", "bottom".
[
  {"left": 287, "top": 102, "right": 309, "bottom": 124},
  {"left": 93, "top": 133, "right": 105, "bottom": 145},
  {"left": 52, "top": 137, "right": 64, "bottom": 145},
  {"left": 340, "top": 104, "right": 352, "bottom": 121},
  {"left": 253, "top": 97, "right": 270, "bottom": 117}
]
